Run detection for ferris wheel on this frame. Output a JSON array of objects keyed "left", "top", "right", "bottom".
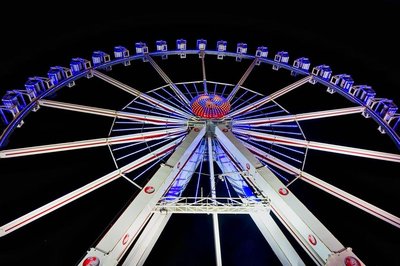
[{"left": 0, "top": 39, "right": 399, "bottom": 266}]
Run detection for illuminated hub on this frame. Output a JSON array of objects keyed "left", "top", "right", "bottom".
[{"left": 191, "top": 94, "right": 230, "bottom": 119}]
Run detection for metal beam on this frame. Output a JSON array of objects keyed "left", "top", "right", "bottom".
[
  {"left": 39, "top": 99, "right": 186, "bottom": 125},
  {"left": 201, "top": 52, "right": 208, "bottom": 94},
  {"left": 229, "top": 76, "right": 311, "bottom": 117},
  {"left": 0, "top": 139, "right": 179, "bottom": 237},
  {"left": 233, "top": 106, "right": 365, "bottom": 127},
  {"left": 154, "top": 197, "right": 269, "bottom": 214},
  {"left": 79, "top": 126, "right": 206, "bottom": 265},
  {"left": 227, "top": 58, "right": 258, "bottom": 101},
  {"left": 213, "top": 140, "right": 304, "bottom": 264},
  {"left": 250, "top": 212, "right": 305, "bottom": 266},
  {"left": 215, "top": 125, "right": 364, "bottom": 265},
  {"left": 92, "top": 70, "right": 191, "bottom": 118},
  {"left": 246, "top": 142, "right": 400, "bottom": 228},
  {"left": 122, "top": 212, "right": 172, "bottom": 266},
  {"left": 234, "top": 128, "right": 400, "bottom": 163},
  {"left": 208, "top": 136, "right": 222, "bottom": 266},
  {"left": 0, "top": 127, "right": 186, "bottom": 158},
  {"left": 146, "top": 55, "right": 191, "bottom": 106}
]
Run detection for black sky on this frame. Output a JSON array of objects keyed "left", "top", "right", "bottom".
[{"left": 0, "top": 2, "right": 399, "bottom": 265}]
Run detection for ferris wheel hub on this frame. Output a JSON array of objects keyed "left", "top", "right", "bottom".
[{"left": 190, "top": 94, "right": 230, "bottom": 119}]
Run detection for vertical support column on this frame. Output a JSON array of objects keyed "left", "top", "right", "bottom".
[
  {"left": 215, "top": 125, "right": 365, "bottom": 265},
  {"left": 201, "top": 52, "right": 208, "bottom": 94},
  {"left": 122, "top": 212, "right": 172, "bottom": 266},
  {"left": 208, "top": 136, "right": 222, "bottom": 266},
  {"left": 250, "top": 212, "right": 305, "bottom": 265}
]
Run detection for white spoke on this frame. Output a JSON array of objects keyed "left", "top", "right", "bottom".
[
  {"left": 245, "top": 142, "right": 400, "bottom": 228},
  {"left": 234, "top": 128, "right": 400, "bottom": 163},
  {"left": 0, "top": 139, "right": 180, "bottom": 237},
  {"left": 227, "top": 58, "right": 258, "bottom": 101},
  {"left": 146, "top": 55, "right": 191, "bottom": 106},
  {"left": 0, "top": 127, "right": 187, "bottom": 158},
  {"left": 39, "top": 99, "right": 187, "bottom": 125},
  {"left": 92, "top": 70, "right": 191, "bottom": 117},
  {"left": 201, "top": 53, "right": 208, "bottom": 94},
  {"left": 234, "top": 106, "right": 365, "bottom": 126},
  {"left": 229, "top": 76, "right": 312, "bottom": 117},
  {"left": 207, "top": 136, "right": 222, "bottom": 265}
]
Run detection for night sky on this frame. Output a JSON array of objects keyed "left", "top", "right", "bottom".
[{"left": 0, "top": 2, "right": 399, "bottom": 265}]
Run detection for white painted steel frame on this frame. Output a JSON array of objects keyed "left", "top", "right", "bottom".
[
  {"left": 0, "top": 127, "right": 187, "bottom": 158},
  {"left": 227, "top": 58, "right": 258, "bottom": 101},
  {"left": 39, "top": 99, "right": 186, "bottom": 125},
  {"left": 122, "top": 212, "right": 172, "bottom": 266},
  {"left": 215, "top": 125, "right": 364, "bottom": 265},
  {"left": 208, "top": 136, "right": 222, "bottom": 266},
  {"left": 234, "top": 106, "right": 365, "bottom": 126},
  {"left": 234, "top": 128, "right": 400, "bottom": 163},
  {"left": 244, "top": 142, "right": 400, "bottom": 228},
  {"left": 79, "top": 126, "right": 205, "bottom": 265},
  {"left": 213, "top": 141, "right": 305, "bottom": 265}
]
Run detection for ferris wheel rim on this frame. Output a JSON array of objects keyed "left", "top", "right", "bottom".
[{"left": 0, "top": 39, "right": 399, "bottom": 266}]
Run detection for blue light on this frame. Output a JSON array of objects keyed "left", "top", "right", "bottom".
[
  {"left": 256, "top": 46, "right": 268, "bottom": 58},
  {"left": 274, "top": 51, "right": 289, "bottom": 63},
  {"left": 312, "top": 65, "right": 332, "bottom": 80},
  {"left": 156, "top": 40, "right": 168, "bottom": 51},
  {"left": 135, "top": 42, "right": 148, "bottom": 55},
  {"left": 293, "top": 57, "right": 310, "bottom": 71},
  {"left": 47, "top": 66, "right": 72, "bottom": 85},
  {"left": 70, "top": 58, "right": 91, "bottom": 75},
  {"left": 354, "top": 85, "right": 376, "bottom": 105},
  {"left": 176, "top": 39, "right": 187, "bottom": 50},
  {"left": 196, "top": 39, "right": 207, "bottom": 50},
  {"left": 1, "top": 91, "right": 26, "bottom": 121},
  {"left": 217, "top": 40, "right": 227, "bottom": 52},
  {"left": 236, "top": 43, "right": 247, "bottom": 54},
  {"left": 92, "top": 51, "right": 111, "bottom": 67}
]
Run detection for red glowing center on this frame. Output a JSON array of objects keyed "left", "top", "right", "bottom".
[{"left": 191, "top": 94, "right": 230, "bottom": 119}]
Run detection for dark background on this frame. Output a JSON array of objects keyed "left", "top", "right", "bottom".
[{"left": 0, "top": 1, "right": 399, "bottom": 265}]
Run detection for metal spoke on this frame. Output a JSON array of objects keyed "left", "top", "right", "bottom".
[
  {"left": 146, "top": 55, "right": 191, "bottom": 106},
  {"left": 233, "top": 103, "right": 277, "bottom": 120},
  {"left": 0, "top": 139, "right": 180, "bottom": 237},
  {"left": 39, "top": 99, "right": 186, "bottom": 125},
  {"left": 201, "top": 53, "right": 208, "bottom": 94},
  {"left": 92, "top": 70, "right": 191, "bottom": 117},
  {"left": 234, "top": 106, "right": 365, "bottom": 126},
  {"left": 246, "top": 142, "right": 400, "bottom": 228},
  {"left": 0, "top": 127, "right": 186, "bottom": 158},
  {"left": 234, "top": 128, "right": 400, "bottom": 163},
  {"left": 229, "top": 93, "right": 258, "bottom": 112},
  {"left": 208, "top": 136, "right": 222, "bottom": 266},
  {"left": 227, "top": 58, "right": 258, "bottom": 101},
  {"left": 229, "top": 76, "right": 312, "bottom": 117},
  {"left": 182, "top": 83, "right": 194, "bottom": 99},
  {"left": 235, "top": 109, "right": 286, "bottom": 120}
]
